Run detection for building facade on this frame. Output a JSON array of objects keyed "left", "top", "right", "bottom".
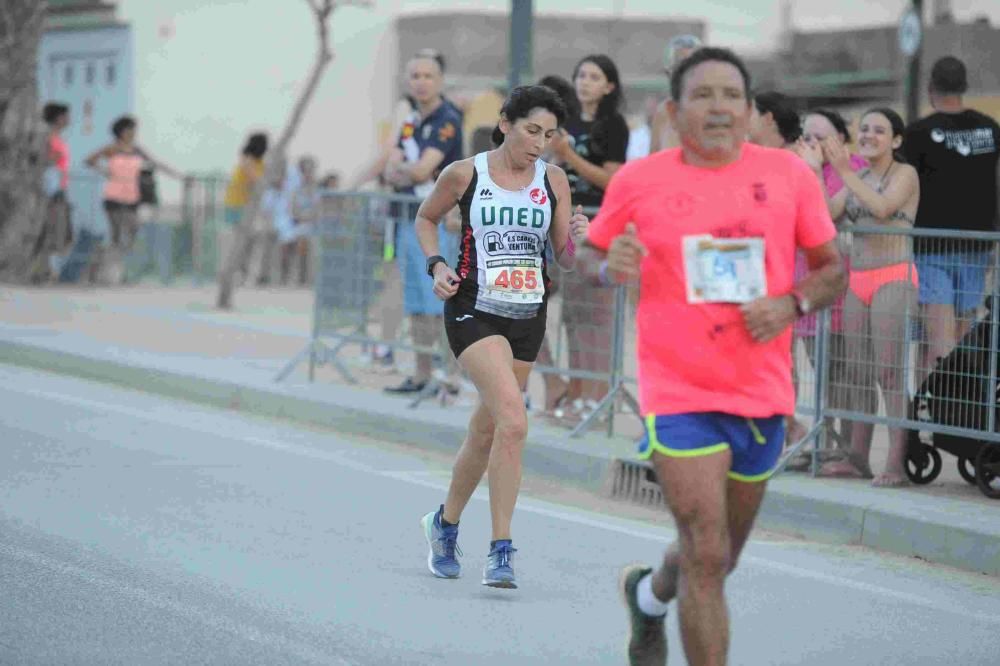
[{"left": 38, "top": 0, "right": 133, "bottom": 234}]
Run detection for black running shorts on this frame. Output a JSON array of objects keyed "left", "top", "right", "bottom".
[{"left": 444, "top": 299, "right": 547, "bottom": 363}]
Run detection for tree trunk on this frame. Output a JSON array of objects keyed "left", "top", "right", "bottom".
[
  {"left": 0, "top": 1, "right": 47, "bottom": 283},
  {"left": 217, "top": 0, "right": 369, "bottom": 310}
]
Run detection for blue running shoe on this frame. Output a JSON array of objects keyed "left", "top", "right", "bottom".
[
  {"left": 482, "top": 540, "right": 518, "bottom": 589},
  {"left": 421, "top": 505, "right": 461, "bottom": 578}
]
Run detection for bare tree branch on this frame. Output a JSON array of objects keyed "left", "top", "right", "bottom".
[{"left": 217, "top": 0, "right": 371, "bottom": 308}]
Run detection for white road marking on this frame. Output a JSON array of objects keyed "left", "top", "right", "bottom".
[
  {"left": 0, "top": 542, "right": 353, "bottom": 665},
  {"left": 5, "top": 382, "right": 1000, "bottom": 629}
]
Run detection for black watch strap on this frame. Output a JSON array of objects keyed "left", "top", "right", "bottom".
[{"left": 426, "top": 255, "right": 447, "bottom": 277}]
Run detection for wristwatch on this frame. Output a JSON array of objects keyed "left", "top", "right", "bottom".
[
  {"left": 426, "top": 255, "right": 447, "bottom": 277},
  {"left": 790, "top": 289, "right": 812, "bottom": 317}
]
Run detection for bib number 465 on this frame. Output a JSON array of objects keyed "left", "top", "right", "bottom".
[{"left": 493, "top": 268, "right": 538, "bottom": 291}]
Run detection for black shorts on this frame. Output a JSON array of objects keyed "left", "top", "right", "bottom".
[
  {"left": 104, "top": 200, "right": 139, "bottom": 213},
  {"left": 444, "top": 299, "right": 547, "bottom": 363}
]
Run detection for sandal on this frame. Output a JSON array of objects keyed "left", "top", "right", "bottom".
[{"left": 818, "top": 457, "right": 874, "bottom": 480}]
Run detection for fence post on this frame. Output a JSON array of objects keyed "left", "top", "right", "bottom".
[
  {"left": 810, "top": 306, "right": 831, "bottom": 476},
  {"left": 987, "top": 247, "right": 1000, "bottom": 434}
]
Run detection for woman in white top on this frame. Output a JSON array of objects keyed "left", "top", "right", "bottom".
[{"left": 416, "top": 86, "right": 589, "bottom": 589}]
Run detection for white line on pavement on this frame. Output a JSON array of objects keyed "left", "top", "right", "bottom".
[
  {"left": 7, "top": 383, "right": 1000, "bottom": 629},
  {"left": 0, "top": 542, "right": 353, "bottom": 665}
]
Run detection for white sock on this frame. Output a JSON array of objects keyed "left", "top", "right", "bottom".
[{"left": 636, "top": 573, "right": 669, "bottom": 617}]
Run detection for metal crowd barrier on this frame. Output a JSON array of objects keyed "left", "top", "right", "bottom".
[
  {"left": 276, "top": 192, "right": 640, "bottom": 437},
  {"left": 782, "top": 225, "right": 1000, "bottom": 497},
  {"left": 279, "top": 194, "right": 1000, "bottom": 491},
  {"left": 53, "top": 169, "right": 227, "bottom": 284}
]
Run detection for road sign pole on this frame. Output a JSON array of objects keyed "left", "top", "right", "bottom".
[
  {"left": 508, "top": 0, "right": 533, "bottom": 91},
  {"left": 901, "top": 0, "right": 925, "bottom": 123}
]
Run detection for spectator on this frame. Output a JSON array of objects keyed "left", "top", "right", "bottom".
[
  {"left": 319, "top": 172, "right": 340, "bottom": 190},
  {"left": 33, "top": 103, "right": 73, "bottom": 281},
  {"left": 749, "top": 91, "right": 801, "bottom": 148},
  {"left": 793, "top": 109, "right": 876, "bottom": 454},
  {"left": 221, "top": 133, "right": 268, "bottom": 281},
  {"left": 808, "top": 108, "right": 920, "bottom": 486},
  {"left": 85, "top": 115, "right": 184, "bottom": 284},
  {"left": 748, "top": 92, "right": 806, "bottom": 442},
  {"left": 349, "top": 97, "right": 418, "bottom": 372},
  {"left": 537, "top": 75, "right": 581, "bottom": 135},
  {"left": 381, "top": 48, "right": 464, "bottom": 395},
  {"left": 905, "top": 56, "right": 1000, "bottom": 380},
  {"left": 625, "top": 96, "right": 660, "bottom": 161},
  {"left": 252, "top": 156, "right": 291, "bottom": 287},
  {"left": 531, "top": 73, "right": 581, "bottom": 412},
  {"left": 224, "top": 132, "right": 268, "bottom": 227},
  {"left": 285, "top": 155, "right": 320, "bottom": 286},
  {"left": 548, "top": 54, "right": 628, "bottom": 424},
  {"left": 649, "top": 34, "right": 702, "bottom": 153}
]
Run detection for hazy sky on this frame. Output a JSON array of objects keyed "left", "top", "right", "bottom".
[{"left": 116, "top": 0, "right": 999, "bottom": 180}]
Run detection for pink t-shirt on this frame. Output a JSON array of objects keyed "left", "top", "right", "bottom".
[
  {"left": 49, "top": 134, "right": 70, "bottom": 190},
  {"left": 588, "top": 143, "right": 836, "bottom": 418},
  {"left": 103, "top": 151, "right": 143, "bottom": 204}
]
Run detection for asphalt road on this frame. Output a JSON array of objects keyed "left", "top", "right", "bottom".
[{"left": 1, "top": 365, "right": 998, "bottom": 665}]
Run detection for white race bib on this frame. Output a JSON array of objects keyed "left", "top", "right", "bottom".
[
  {"left": 683, "top": 235, "right": 767, "bottom": 304},
  {"left": 483, "top": 256, "right": 545, "bottom": 304}
]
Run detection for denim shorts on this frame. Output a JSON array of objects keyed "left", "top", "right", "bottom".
[{"left": 915, "top": 251, "right": 992, "bottom": 314}]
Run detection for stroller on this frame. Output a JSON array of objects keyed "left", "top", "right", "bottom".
[{"left": 907, "top": 298, "right": 1000, "bottom": 499}]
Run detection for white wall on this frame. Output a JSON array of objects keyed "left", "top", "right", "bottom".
[
  {"left": 117, "top": 0, "right": 397, "bottom": 187},
  {"left": 117, "top": 0, "right": 1000, "bottom": 193}
]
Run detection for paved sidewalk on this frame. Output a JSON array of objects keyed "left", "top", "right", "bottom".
[{"left": 1, "top": 283, "right": 998, "bottom": 576}]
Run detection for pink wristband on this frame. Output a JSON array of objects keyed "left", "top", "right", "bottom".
[{"left": 566, "top": 235, "right": 576, "bottom": 258}]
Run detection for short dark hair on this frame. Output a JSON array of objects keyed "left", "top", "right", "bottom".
[
  {"left": 242, "top": 132, "right": 268, "bottom": 159},
  {"left": 111, "top": 115, "right": 137, "bottom": 139},
  {"left": 492, "top": 85, "right": 568, "bottom": 146},
  {"left": 929, "top": 56, "right": 968, "bottom": 95},
  {"left": 670, "top": 47, "right": 751, "bottom": 103},
  {"left": 754, "top": 92, "right": 801, "bottom": 143},
  {"left": 43, "top": 102, "right": 69, "bottom": 126},
  {"left": 412, "top": 48, "right": 445, "bottom": 74},
  {"left": 537, "top": 74, "right": 581, "bottom": 120},
  {"left": 807, "top": 108, "right": 852, "bottom": 144}
]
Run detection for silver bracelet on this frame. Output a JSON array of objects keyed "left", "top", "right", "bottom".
[{"left": 598, "top": 260, "right": 612, "bottom": 286}]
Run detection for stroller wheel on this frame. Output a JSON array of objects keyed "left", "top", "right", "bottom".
[
  {"left": 905, "top": 443, "right": 942, "bottom": 485},
  {"left": 973, "top": 445, "right": 1000, "bottom": 500},
  {"left": 957, "top": 456, "right": 978, "bottom": 486}
]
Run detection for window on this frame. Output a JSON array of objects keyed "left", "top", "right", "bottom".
[
  {"left": 85, "top": 62, "right": 95, "bottom": 85},
  {"left": 106, "top": 61, "right": 116, "bottom": 86},
  {"left": 64, "top": 63, "right": 74, "bottom": 86}
]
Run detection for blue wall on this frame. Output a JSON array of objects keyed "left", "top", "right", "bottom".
[{"left": 38, "top": 25, "right": 133, "bottom": 237}]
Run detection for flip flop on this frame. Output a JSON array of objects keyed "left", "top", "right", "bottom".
[
  {"left": 872, "top": 473, "right": 910, "bottom": 488},
  {"left": 818, "top": 459, "right": 874, "bottom": 480}
]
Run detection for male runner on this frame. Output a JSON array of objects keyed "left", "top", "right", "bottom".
[{"left": 585, "top": 47, "right": 847, "bottom": 665}]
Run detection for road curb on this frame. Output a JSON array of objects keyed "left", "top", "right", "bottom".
[
  {"left": 2, "top": 338, "right": 997, "bottom": 577},
  {"left": 0, "top": 339, "right": 612, "bottom": 492}
]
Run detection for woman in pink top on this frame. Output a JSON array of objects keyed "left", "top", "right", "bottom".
[
  {"left": 86, "top": 116, "right": 184, "bottom": 281},
  {"left": 793, "top": 109, "right": 876, "bottom": 460},
  {"left": 86, "top": 116, "right": 183, "bottom": 248}
]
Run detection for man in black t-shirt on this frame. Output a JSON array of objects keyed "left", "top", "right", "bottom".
[{"left": 904, "top": 56, "right": 1000, "bottom": 374}]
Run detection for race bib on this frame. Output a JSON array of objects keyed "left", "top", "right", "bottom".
[
  {"left": 483, "top": 256, "right": 544, "bottom": 304},
  {"left": 682, "top": 235, "right": 766, "bottom": 304}
]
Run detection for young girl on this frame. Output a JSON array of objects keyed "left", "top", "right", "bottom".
[
  {"left": 86, "top": 116, "right": 184, "bottom": 282},
  {"left": 548, "top": 54, "right": 629, "bottom": 425},
  {"left": 812, "top": 108, "right": 920, "bottom": 487}
]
